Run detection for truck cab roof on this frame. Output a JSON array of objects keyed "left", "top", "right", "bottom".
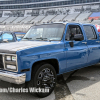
[{"left": 36, "top": 21, "right": 94, "bottom": 26}]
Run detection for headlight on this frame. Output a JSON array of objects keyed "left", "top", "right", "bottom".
[
  {"left": 5, "top": 54, "right": 17, "bottom": 72},
  {"left": 6, "top": 65, "right": 17, "bottom": 70},
  {"left": 12, "top": 56, "right": 16, "bottom": 61},
  {"left": 6, "top": 55, "right": 16, "bottom": 61},
  {"left": 6, "top": 56, "right": 11, "bottom": 61}
]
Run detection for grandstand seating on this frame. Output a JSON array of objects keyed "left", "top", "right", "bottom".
[
  {"left": 41, "top": 15, "right": 56, "bottom": 23},
  {"left": 0, "top": 17, "right": 9, "bottom": 23},
  {"left": 30, "top": 15, "right": 45, "bottom": 24},
  {"left": 63, "top": 12, "right": 80, "bottom": 21},
  {"left": 0, "top": 3, "right": 100, "bottom": 32},
  {"left": 52, "top": 15, "right": 66, "bottom": 22},
  {"left": 89, "top": 12, "right": 100, "bottom": 20},
  {"left": 76, "top": 12, "right": 92, "bottom": 21},
  {"left": 12, "top": 17, "right": 27, "bottom": 24},
  {"left": 2, "top": 17, "right": 17, "bottom": 24},
  {"left": 20, "top": 16, "right": 36, "bottom": 24}
]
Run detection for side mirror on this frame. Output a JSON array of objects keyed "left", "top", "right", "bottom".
[
  {"left": 3, "top": 39, "right": 8, "bottom": 43},
  {"left": 74, "top": 34, "right": 84, "bottom": 41},
  {"left": 69, "top": 41, "right": 74, "bottom": 47}
]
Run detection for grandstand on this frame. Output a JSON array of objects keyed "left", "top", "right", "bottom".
[
  {"left": 0, "top": 17, "right": 8, "bottom": 23},
  {"left": 30, "top": 15, "right": 45, "bottom": 24},
  {"left": 0, "top": 0, "right": 100, "bottom": 32},
  {"left": 63, "top": 12, "right": 80, "bottom": 21},
  {"left": 76, "top": 12, "right": 92, "bottom": 22},
  {"left": 41, "top": 15, "right": 56, "bottom": 23},
  {"left": 20, "top": 16, "right": 36, "bottom": 24},
  {"left": 52, "top": 15, "right": 66, "bottom": 22},
  {"left": 89, "top": 12, "right": 100, "bottom": 20},
  {"left": 12, "top": 17, "right": 27, "bottom": 24},
  {"left": 2, "top": 17, "right": 17, "bottom": 24}
]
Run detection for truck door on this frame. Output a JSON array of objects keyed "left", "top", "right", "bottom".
[
  {"left": 83, "top": 25, "right": 100, "bottom": 65},
  {"left": 65, "top": 24, "right": 88, "bottom": 71}
]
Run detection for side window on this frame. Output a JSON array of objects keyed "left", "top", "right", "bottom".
[
  {"left": 0, "top": 35, "right": 1, "bottom": 40},
  {"left": 2, "top": 33, "right": 14, "bottom": 41},
  {"left": 65, "top": 26, "right": 70, "bottom": 41},
  {"left": 65, "top": 25, "right": 83, "bottom": 41},
  {"left": 83, "top": 26, "right": 97, "bottom": 40}
]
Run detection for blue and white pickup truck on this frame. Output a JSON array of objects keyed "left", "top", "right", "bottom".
[{"left": 0, "top": 22, "right": 99, "bottom": 97}]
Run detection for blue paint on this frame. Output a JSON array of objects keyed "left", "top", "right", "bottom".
[{"left": 90, "top": 12, "right": 100, "bottom": 17}]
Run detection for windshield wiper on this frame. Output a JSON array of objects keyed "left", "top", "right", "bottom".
[
  {"left": 36, "top": 37, "right": 51, "bottom": 41},
  {"left": 36, "top": 38, "right": 48, "bottom": 40},
  {"left": 23, "top": 37, "right": 32, "bottom": 40}
]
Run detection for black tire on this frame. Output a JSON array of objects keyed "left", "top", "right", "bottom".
[{"left": 27, "top": 62, "right": 57, "bottom": 98}]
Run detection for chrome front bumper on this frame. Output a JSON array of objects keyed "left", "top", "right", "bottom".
[{"left": 0, "top": 70, "right": 26, "bottom": 84}]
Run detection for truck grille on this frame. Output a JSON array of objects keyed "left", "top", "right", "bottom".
[{"left": 0, "top": 55, "right": 4, "bottom": 69}]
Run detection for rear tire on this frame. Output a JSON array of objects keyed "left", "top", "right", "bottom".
[{"left": 27, "top": 62, "right": 57, "bottom": 98}]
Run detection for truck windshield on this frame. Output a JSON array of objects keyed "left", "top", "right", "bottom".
[{"left": 22, "top": 24, "right": 65, "bottom": 41}]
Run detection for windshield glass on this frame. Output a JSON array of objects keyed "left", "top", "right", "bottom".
[{"left": 22, "top": 24, "right": 65, "bottom": 41}]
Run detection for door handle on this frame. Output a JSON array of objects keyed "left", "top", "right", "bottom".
[
  {"left": 82, "top": 42, "right": 87, "bottom": 44},
  {"left": 96, "top": 41, "right": 100, "bottom": 43}
]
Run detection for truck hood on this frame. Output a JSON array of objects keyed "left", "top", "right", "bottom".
[{"left": 0, "top": 41, "right": 56, "bottom": 53}]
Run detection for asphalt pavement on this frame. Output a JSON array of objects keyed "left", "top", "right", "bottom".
[{"left": 0, "top": 64, "right": 100, "bottom": 100}]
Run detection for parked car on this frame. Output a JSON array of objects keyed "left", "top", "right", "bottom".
[
  {"left": 0, "top": 31, "right": 25, "bottom": 43},
  {"left": 0, "top": 31, "right": 17, "bottom": 43},
  {"left": 0, "top": 22, "right": 100, "bottom": 97}
]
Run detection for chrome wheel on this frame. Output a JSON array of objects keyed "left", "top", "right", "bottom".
[{"left": 37, "top": 68, "right": 55, "bottom": 90}]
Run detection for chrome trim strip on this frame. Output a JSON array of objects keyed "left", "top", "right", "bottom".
[
  {"left": 0, "top": 70, "right": 26, "bottom": 84},
  {"left": 96, "top": 41, "right": 100, "bottom": 43},
  {"left": 2, "top": 55, "right": 5, "bottom": 69},
  {"left": 82, "top": 42, "right": 87, "bottom": 44}
]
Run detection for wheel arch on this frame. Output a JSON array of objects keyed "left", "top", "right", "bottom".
[{"left": 31, "top": 58, "right": 59, "bottom": 74}]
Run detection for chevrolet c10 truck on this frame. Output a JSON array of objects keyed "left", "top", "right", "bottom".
[{"left": 0, "top": 22, "right": 99, "bottom": 97}]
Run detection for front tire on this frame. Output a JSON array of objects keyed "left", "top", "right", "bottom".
[{"left": 28, "top": 63, "right": 57, "bottom": 98}]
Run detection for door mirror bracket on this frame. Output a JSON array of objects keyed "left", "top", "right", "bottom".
[{"left": 69, "top": 41, "right": 74, "bottom": 47}]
